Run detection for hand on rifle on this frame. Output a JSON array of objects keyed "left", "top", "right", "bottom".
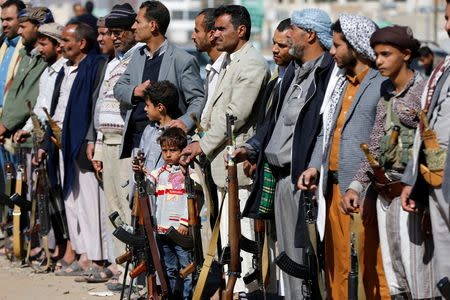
[
  {"left": 223, "top": 147, "right": 248, "bottom": 168},
  {"left": 92, "top": 160, "right": 103, "bottom": 172},
  {"left": 32, "top": 149, "right": 46, "bottom": 166},
  {"left": 297, "top": 168, "right": 318, "bottom": 191},
  {"left": 14, "top": 130, "right": 30, "bottom": 144},
  {"left": 133, "top": 80, "right": 151, "bottom": 98},
  {"left": 180, "top": 141, "right": 202, "bottom": 166},
  {"left": 400, "top": 185, "right": 418, "bottom": 213},
  {"left": 168, "top": 119, "right": 188, "bottom": 134},
  {"left": 132, "top": 157, "right": 144, "bottom": 172},
  {"left": 340, "top": 189, "right": 360, "bottom": 215},
  {"left": 177, "top": 224, "right": 189, "bottom": 235}
]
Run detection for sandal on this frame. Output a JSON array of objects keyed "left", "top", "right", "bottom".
[
  {"left": 86, "top": 268, "right": 119, "bottom": 283},
  {"left": 54, "top": 258, "right": 72, "bottom": 272},
  {"left": 55, "top": 261, "right": 86, "bottom": 276},
  {"left": 74, "top": 266, "right": 102, "bottom": 282}
]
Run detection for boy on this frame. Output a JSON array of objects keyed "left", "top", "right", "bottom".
[
  {"left": 139, "top": 80, "right": 182, "bottom": 173},
  {"left": 342, "top": 25, "right": 437, "bottom": 298},
  {"left": 133, "top": 127, "right": 199, "bottom": 299}
]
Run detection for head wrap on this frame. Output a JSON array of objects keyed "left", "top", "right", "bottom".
[
  {"left": 38, "top": 22, "right": 64, "bottom": 43},
  {"left": 105, "top": 3, "right": 136, "bottom": 28},
  {"left": 18, "top": 7, "right": 54, "bottom": 25},
  {"left": 97, "top": 16, "right": 106, "bottom": 28},
  {"left": 291, "top": 8, "right": 333, "bottom": 50},
  {"left": 370, "top": 25, "right": 420, "bottom": 54},
  {"left": 339, "top": 13, "right": 378, "bottom": 61}
]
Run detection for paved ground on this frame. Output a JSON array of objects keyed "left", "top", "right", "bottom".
[{"left": 0, "top": 255, "right": 121, "bottom": 300}]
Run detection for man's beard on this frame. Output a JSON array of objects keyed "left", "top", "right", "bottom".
[{"left": 289, "top": 44, "right": 304, "bottom": 61}]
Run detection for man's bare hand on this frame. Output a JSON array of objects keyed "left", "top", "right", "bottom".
[
  {"left": 14, "top": 130, "right": 30, "bottom": 144},
  {"left": 400, "top": 185, "right": 418, "bottom": 213},
  {"left": 92, "top": 160, "right": 103, "bottom": 172},
  {"left": 177, "top": 224, "right": 189, "bottom": 235},
  {"left": 298, "top": 168, "right": 318, "bottom": 191},
  {"left": 180, "top": 142, "right": 203, "bottom": 166},
  {"left": 86, "top": 143, "right": 95, "bottom": 161},
  {"left": 340, "top": 189, "right": 360, "bottom": 215},
  {"left": 168, "top": 120, "right": 188, "bottom": 133},
  {"left": 223, "top": 147, "right": 248, "bottom": 167},
  {"left": 131, "top": 158, "right": 144, "bottom": 172},
  {"left": 243, "top": 160, "right": 256, "bottom": 178},
  {"left": 32, "top": 149, "right": 46, "bottom": 166},
  {"left": 133, "top": 80, "right": 151, "bottom": 98}
]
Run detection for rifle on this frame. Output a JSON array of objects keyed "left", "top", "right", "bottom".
[
  {"left": 360, "top": 143, "right": 403, "bottom": 200},
  {"left": 13, "top": 147, "right": 26, "bottom": 259},
  {"left": 42, "top": 107, "right": 62, "bottom": 149},
  {"left": 222, "top": 114, "right": 241, "bottom": 300},
  {"left": 242, "top": 219, "right": 266, "bottom": 293},
  {"left": 111, "top": 152, "right": 168, "bottom": 299},
  {"left": 1, "top": 145, "right": 15, "bottom": 260},
  {"left": 179, "top": 161, "right": 203, "bottom": 279},
  {"left": 348, "top": 233, "right": 358, "bottom": 300},
  {"left": 274, "top": 182, "right": 323, "bottom": 299}
]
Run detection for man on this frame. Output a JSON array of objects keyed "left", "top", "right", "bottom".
[
  {"left": 299, "top": 14, "right": 390, "bottom": 299},
  {"left": 417, "top": 46, "right": 435, "bottom": 77},
  {"left": 255, "top": 18, "right": 292, "bottom": 128},
  {"left": 341, "top": 25, "right": 436, "bottom": 299},
  {"left": 0, "top": 7, "right": 53, "bottom": 146},
  {"left": 13, "top": 22, "right": 67, "bottom": 262},
  {"left": 114, "top": 0, "right": 204, "bottom": 159},
  {"left": 0, "top": 0, "right": 25, "bottom": 115},
  {"left": 182, "top": 5, "right": 270, "bottom": 296},
  {"left": 401, "top": 0, "right": 450, "bottom": 294},
  {"left": 89, "top": 3, "right": 143, "bottom": 284},
  {"left": 72, "top": 3, "right": 85, "bottom": 17},
  {"left": 39, "top": 23, "right": 109, "bottom": 276},
  {"left": 96, "top": 16, "right": 114, "bottom": 60},
  {"left": 67, "top": 1, "right": 97, "bottom": 32},
  {"left": 231, "top": 9, "right": 335, "bottom": 299}
]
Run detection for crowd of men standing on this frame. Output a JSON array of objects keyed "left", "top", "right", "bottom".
[{"left": 0, "top": 0, "right": 449, "bottom": 299}]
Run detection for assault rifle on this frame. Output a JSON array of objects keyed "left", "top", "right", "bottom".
[
  {"left": 42, "top": 107, "right": 62, "bottom": 149},
  {"left": 242, "top": 219, "right": 266, "bottom": 294},
  {"left": 360, "top": 143, "right": 403, "bottom": 200},
  {"left": 0, "top": 145, "right": 15, "bottom": 261},
  {"left": 222, "top": 114, "right": 241, "bottom": 300},
  {"left": 179, "top": 161, "right": 203, "bottom": 279},
  {"left": 13, "top": 147, "right": 26, "bottom": 259},
  {"left": 274, "top": 181, "right": 323, "bottom": 299},
  {"left": 348, "top": 233, "right": 358, "bottom": 300},
  {"left": 110, "top": 152, "right": 168, "bottom": 299}
]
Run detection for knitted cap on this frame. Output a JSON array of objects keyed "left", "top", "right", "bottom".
[
  {"left": 18, "top": 7, "right": 54, "bottom": 25},
  {"left": 38, "top": 22, "right": 64, "bottom": 43},
  {"left": 339, "top": 14, "right": 378, "bottom": 62},
  {"left": 105, "top": 3, "right": 136, "bottom": 28},
  {"left": 291, "top": 8, "right": 333, "bottom": 50}
]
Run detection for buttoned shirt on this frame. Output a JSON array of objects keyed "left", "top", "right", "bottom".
[
  {"left": 329, "top": 67, "right": 370, "bottom": 171},
  {"left": 52, "top": 62, "right": 79, "bottom": 129},
  {"left": 202, "top": 52, "right": 226, "bottom": 119},
  {"left": 22, "top": 57, "right": 68, "bottom": 133},
  {"left": 143, "top": 39, "right": 168, "bottom": 59},
  {"left": 0, "top": 35, "right": 20, "bottom": 106}
]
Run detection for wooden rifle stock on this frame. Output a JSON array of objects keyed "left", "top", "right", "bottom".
[
  {"left": 191, "top": 113, "right": 205, "bottom": 137},
  {"left": 116, "top": 251, "right": 132, "bottom": 264},
  {"left": 360, "top": 143, "right": 387, "bottom": 184},
  {"left": 13, "top": 148, "right": 26, "bottom": 259},
  {"left": 222, "top": 114, "right": 241, "bottom": 300},
  {"left": 42, "top": 107, "right": 62, "bottom": 149},
  {"left": 130, "top": 261, "right": 146, "bottom": 278}
]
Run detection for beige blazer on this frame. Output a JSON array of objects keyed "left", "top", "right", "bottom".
[{"left": 197, "top": 41, "right": 270, "bottom": 187}]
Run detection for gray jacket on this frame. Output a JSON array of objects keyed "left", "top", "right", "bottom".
[
  {"left": 114, "top": 42, "right": 205, "bottom": 158},
  {"left": 402, "top": 68, "right": 450, "bottom": 199},
  {"left": 310, "top": 68, "right": 388, "bottom": 197}
]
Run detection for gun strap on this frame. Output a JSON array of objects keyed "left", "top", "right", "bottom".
[
  {"left": 350, "top": 213, "right": 366, "bottom": 300},
  {"left": 192, "top": 191, "right": 226, "bottom": 300},
  {"left": 308, "top": 222, "right": 325, "bottom": 298}
]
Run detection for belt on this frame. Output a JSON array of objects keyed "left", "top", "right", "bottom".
[
  {"left": 329, "top": 170, "right": 339, "bottom": 184},
  {"left": 269, "top": 164, "right": 291, "bottom": 179}
]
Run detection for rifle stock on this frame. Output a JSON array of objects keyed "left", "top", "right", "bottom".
[
  {"left": 13, "top": 148, "right": 26, "bottom": 259},
  {"left": 42, "top": 107, "right": 62, "bottom": 149},
  {"left": 222, "top": 114, "right": 241, "bottom": 299}
]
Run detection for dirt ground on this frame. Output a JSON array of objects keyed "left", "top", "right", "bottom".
[{"left": 0, "top": 255, "right": 121, "bottom": 300}]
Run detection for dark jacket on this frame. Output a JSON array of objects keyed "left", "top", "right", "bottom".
[{"left": 242, "top": 52, "right": 335, "bottom": 222}]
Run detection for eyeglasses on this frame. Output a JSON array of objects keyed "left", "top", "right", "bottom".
[{"left": 108, "top": 29, "right": 125, "bottom": 37}]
